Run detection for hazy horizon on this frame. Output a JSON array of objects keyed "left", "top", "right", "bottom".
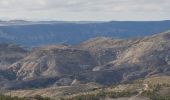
[{"left": 1, "top": 19, "right": 170, "bottom": 22}]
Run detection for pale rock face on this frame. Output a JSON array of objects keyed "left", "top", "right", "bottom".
[{"left": 10, "top": 45, "right": 98, "bottom": 80}]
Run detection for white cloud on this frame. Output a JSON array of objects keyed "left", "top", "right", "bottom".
[{"left": 0, "top": 0, "right": 169, "bottom": 21}]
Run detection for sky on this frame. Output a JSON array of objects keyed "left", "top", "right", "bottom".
[{"left": 0, "top": 0, "right": 169, "bottom": 21}]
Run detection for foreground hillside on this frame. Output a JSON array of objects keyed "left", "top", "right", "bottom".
[{"left": 4, "top": 76, "right": 170, "bottom": 100}]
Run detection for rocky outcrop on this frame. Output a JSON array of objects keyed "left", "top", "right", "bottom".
[{"left": 10, "top": 45, "right": 97, "bottom": 80}]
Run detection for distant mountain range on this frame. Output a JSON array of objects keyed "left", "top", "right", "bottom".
[{"left": 0, "top": 20, "right": 170, "bottom": 46}]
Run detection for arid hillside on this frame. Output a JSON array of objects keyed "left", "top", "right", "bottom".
[{"left": 0, "top": 31, "right": 168, "bottom": 90}]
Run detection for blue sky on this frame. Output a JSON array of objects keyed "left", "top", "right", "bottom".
[{"left": 0, "top": 0, "right": 169, "bottom": 21}]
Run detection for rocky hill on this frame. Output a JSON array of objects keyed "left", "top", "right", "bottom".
[
  {"left": 0, "top": 43, "right": 27, "bottom": 83},
  {"left": 0, "top": 30, "right": 167, "bottom": 90},
  {"left": 10, "top": 45, "right": 97, "bottom": 80}
]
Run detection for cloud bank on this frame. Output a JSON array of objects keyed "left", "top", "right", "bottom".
[{"left": 0, "top": 0, "right": 169, "bottom": 21}]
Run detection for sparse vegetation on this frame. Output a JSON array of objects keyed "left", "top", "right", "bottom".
[
  {"left": 34, "top": 95, "right": 52, "bottom": 100},
  {"left": 0, "top": 94, "right": 53, "bottom": 100},
  {"left": 0, "top": 95, "right": 25, "bottom": 100},
  {"left": 142, "top": 90, "right": 170, "bottom": 100},
  {"left": 142, "top": 84, "right": 170, "bottom": 100},
  {"left": 60, "top": 90, "right": 138, "bottom": 100}
]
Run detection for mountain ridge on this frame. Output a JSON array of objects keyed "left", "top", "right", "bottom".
[{"left": 0, "top": 20, "right": 170, "bottom": 46}]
